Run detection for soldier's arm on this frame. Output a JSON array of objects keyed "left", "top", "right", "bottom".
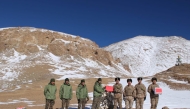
[
  {"left": 86, "top": 87, "right": 89, "bottom": 98},
  {"left": 132, "top": 87, "right": 136, "bottom": 98},
  {"left": 76, "top": 86, "right": 80, "bottom": 99},
  {"left": 55, "top": 86, "right": 57, "bottom": 94},
  {"left": 148, "top": 85, "right": 151, "bottom": 93},
  {"left": 44, "top": 86, "right": 47, "bottom": 96},
  {"left": 70, "top": 86, "right": 73, "bottom": 99},
  {"left": 59, "top": 85, "right": 63, "bottom": 99},
  {"left": 123, "top": 86, "right": 127, "bottom": 97},
  {"left": 143, "top": 84, "right": 147, "bottom": 96}
]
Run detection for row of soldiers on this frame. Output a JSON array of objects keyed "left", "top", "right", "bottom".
[
  {"left": 113, "top": 77, "right": 161, "bottom": 109},
  {"left": 44, "top": 77, "right": 168, "bottom": 109}
]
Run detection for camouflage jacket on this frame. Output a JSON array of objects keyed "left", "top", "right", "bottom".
[
  {"left": 123, "top": 85, "right": 136, "bottom": 97},
  {"left": 113, "top": 83, "right": 123, "bottom": 98},
  {"left": 148, "top": 83, "right": 159, "bottom": 98},
  {"left": 135, "top": 83, "right": 146, "bottom": 98}
]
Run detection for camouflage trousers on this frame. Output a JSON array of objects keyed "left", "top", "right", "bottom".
[
  {"left": 91, "top": 96, "right": 101, "bottom": 109},
  {"left": 125, "top": 96, "right": 134, "bottom": 109},
  {"left": 114, "top": 97, "right": 122, "bottom": 109},
  {"left": 136, "top": 98, "right": 144, "bottom": 109},
  {"left": 45, "top": 99, "right": 55, "bottom": 109},
  {"left": 62, "top": 99, "right": 70, "bottom": 109},
  {"left": 78, "top": 98, "right": 87, "bottom": 109},
  {"left": 150, "top": 97, "right": 159, "bottom": 109}
]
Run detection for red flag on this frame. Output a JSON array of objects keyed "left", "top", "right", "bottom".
[
  {"left": 105, "top": 86, "right": 113, "bottom": 92},
  {"left": 155, "top": 87, "right": 162, "bottom": 94}
]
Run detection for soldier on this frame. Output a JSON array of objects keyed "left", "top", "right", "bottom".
[
  {"left": 135, "top": 77, "right": 146, "bottom": 109},
  {"left": 44, "top": 78, "right": 57, "bottom": 109},
  {"left": 76, "top": 79, "right": 89, "bottom": 109},
  {"left": 113, "top": 77, "right": 123, "bottom": 109},
  {"left": 148, "top": 77, "right": 159, "bottom": 109},
  {"left": 59, "top": 78, "right": 72, "bottom": 109},
  {"left": 123, "top": 79, "right": 135, "bottom": 109},
  {"left": 92, "top": 78, "right": 104, "bottom": 109}
]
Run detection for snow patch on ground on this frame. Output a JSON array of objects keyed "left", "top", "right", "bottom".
[
  {"left": 0, "top": 98, "right": 35, "bottom": 105},
  {"left": 167, "top": 79, "right": 189, "bottom": 84}
]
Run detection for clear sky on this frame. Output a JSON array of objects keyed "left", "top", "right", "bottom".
[{"left": 0, "top": 0, "right": 190, "bottom": 47}]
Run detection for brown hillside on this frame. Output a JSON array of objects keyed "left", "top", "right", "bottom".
[
  {"left": 154, "top": 64, "right": 190, "bottom": 90},
  {"left": 0, "top": 27, "right": 118, "bottom": 66}
]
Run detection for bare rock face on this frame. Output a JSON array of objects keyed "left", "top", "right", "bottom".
[
  {"left": 26, "top": 44, "right": 39, "bottom": 53},
  {"left": 0, "top": 27, "right": 117, "bottom": 66}
]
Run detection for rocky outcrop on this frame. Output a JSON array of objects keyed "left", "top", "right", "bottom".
[{"left": 0, "top": 27, "right": 118, "bottom": 66}]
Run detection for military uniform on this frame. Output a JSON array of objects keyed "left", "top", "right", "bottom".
[
  {"left": 92, "top": 78, "right": 104, "bottom": 109},
  {"left": 123, "top": 85, "right": 135, "bottom": 109},
  {"left": 113, "top": 81, "right": 123, "bottom": 109},
  {"left": 135, "top": 83, "right": 146, "bottom": 109},
  {"left": 148, "top": 79, "right": 159, "bottom": 109},
  {"left": 76, "top": 79, "right": 89, "bottom": 109},
  {"left": 44, "top": 78, "right": 57, "bottom": 109},
  {"left": 59, "top": 78, "right": 72, "bottom": 109}
]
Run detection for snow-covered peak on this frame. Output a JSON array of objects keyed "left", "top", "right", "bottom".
[{"left": 104, "top": 36, "right": 190, "bottom": 77}]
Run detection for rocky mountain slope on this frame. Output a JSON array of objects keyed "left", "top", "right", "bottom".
[
  {"left": 0, "top": 27, "right": 130, "bottom": 91},
  {"left": 104, "top": 36, "right": 190, "bottom": 76}
]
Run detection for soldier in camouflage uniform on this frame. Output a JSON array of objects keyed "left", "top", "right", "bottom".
[
  {"left": 123, "top": 79, "right": 136, "bottom": 109},
  {"left": 44, "top": 78, "right": 57, "bottom": 109},
  {"left": 59, "top": 78, "right": 72, "bottom": 109},
  {"left": 76, "top": 79, "right": 89, "bottom": 109},
  {"left": 135, "top": 77, "right": 146, "bottom": 109},
  {"left": 148, "top": 77, "right": 159, "bottom": 109},
  {"left": 113, "top": 77, "right": 123, "bottom": 109},
  {"left": 92, "top": 78, "right": 104, "bottom": 109}
]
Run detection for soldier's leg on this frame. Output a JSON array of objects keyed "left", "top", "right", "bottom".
[
  {"left": 113, "top": 98, "right": 118, "bottom": 109},
  {"left": 135, "top": 98, "right": 139, "bottom": 109},
  {"left": 92, "top": 97, "right": 99, "bottom": 109},
  {"left": 45, "top": 99, "right": 50, "bottom": 109},
  {"left": 140, "top": 98, "right": 144, "bottom": 109},
  {"left": 62, "top": 99, "right": 66, "bottom": 108},
  {"left": 118, "top": 97, "right": 122, "bottom": 109},
  {"left": 96, "top": 97, "right": 102, "bottom": 109},
  {"left": 49, "top": 100, "right": 55, "bottom": 109},
  {"left": 129, "top": 96, "right": 134, "bottom": 109},
  {"left": 66, "top": 99, "right": 70, "bottom": 109},
  {"left": 151, "top": 98, "right": 155, "bottom": 109},
  {"left": 125, "top": 98, "right": 129, "bottom": 109},
  {"left": 155, "top": 97, "right": 159, "bottom": 109},
  {"left": 78, "top": 98, "right": 82, "bottom": 109},
  {"left": 91, "top": 97, "right": 95, "bottom": 109},
  {"left": 82, "top": 98, "right": 86, "bottom": 109}
]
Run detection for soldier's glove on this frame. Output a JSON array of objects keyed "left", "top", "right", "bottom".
[
  {"left": 78, "top": 99, "right": 80, "bottom": 103},
  {"left": 144, "top": 97, "right": 146, "bottom": 101},
  {"left": 134, "top": 98, "right": 136, "bottom": 101},
  {"left": 151, "top": 90, "right": 155, "bottom": 94}
]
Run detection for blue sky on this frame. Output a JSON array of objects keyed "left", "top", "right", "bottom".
[{"left": 0, "top": 0, "right": 190, "bottom": 47}]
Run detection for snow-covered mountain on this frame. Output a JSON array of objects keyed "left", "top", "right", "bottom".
[{"left": 104, "top": 36, "right": 190, "bottom": 77}]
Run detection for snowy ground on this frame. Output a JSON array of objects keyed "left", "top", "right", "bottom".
[{"left": 86, "top": 78, "right": 190, "bottom": 109}]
